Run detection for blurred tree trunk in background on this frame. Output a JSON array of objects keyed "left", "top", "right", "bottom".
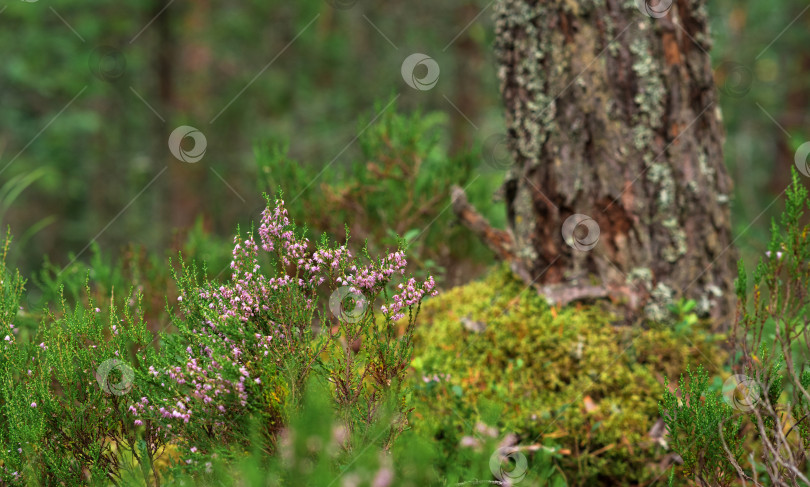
[
  {"left": 165, "top": 0, "right": 209, "bottom": 233},
  {"left": 772, "top": 51, "right": 810, "bottom": 195},
  {"left": 154, "top": 0, "right": 177, "bottom": 245},
  {"left": 490, "top": 0, "right": 737, "bottom": 328},
  {"left": 449, "top": 3, "right": 485, "bottom": 153}
]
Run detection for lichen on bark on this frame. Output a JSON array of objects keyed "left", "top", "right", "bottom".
[{"left": 491, "top": 0, "right": 737, "bottom": 328}]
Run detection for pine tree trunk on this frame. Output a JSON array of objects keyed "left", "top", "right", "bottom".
[{"left": 490, "top": 0, "right": 737, "bottom": 328}]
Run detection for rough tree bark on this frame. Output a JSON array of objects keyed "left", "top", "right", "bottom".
[{"left": 463, "top": 0, "right": 738, "bottom": 328}]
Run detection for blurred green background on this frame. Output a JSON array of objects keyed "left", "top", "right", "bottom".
[{"left": 0, "top": 0, "right": 808, "bottom": 286}]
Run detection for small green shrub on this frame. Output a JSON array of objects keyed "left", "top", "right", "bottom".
[
  {"left": 0, "top": 233, "right": 155, "bottom": 485},
  {"left": 660, "top": 365, "right": 744, "bottom": 486},
  {"left": 662, "top": 169, "right": 810, "bottom": 485}
]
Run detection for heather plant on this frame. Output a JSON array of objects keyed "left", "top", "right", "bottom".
[
  {"left": 0, "top": 232, "right": 33, "bottom": 484},
  {"left": 0, "top": 193, "right": 437, "bottom": 485},
  {"left": 0, "top": 234, "right": 161, "bottom": 485},
  {"left": 659, "top": 365, "right": 745, "bottom": 486},
  {"left": 30, "top": 290, "right": 158, "bottom": 486},
  {"left": 138, "top": 195, "right": 437, "bottom": 469},
  {"left": 662, "top": 169, "right": 810, "bottom": 485},
  {"left": 159, "top": 378, "right": 550, "bottom": 487}
]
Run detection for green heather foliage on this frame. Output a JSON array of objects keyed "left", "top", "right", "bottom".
[
  {"left": 0, "top": 194, "right": 438, "bottom": 485},
  {"left": 662, "top": 169, "right": 810, "bottom": 486},
  {"left": 660, "top": 365, "right": 744, "bottom": 486},
  {"left": 157, "top": 377, "right": 560, "bottom": 487},
  {"left": 409, "top": 264, "right": 726, "bottom": 486},
  {"left": 0, "top": 240, "right": 154, "bottom": 484}
]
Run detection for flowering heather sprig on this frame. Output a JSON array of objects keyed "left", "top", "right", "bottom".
[
  {"left": 205, "top": 199, "right": 435, "bottom": 327},
  {"left": 337, "top": 251, "right": 408, "bottom": 293},
  {"left": 143, "top": 196, "right": 438, "bottom": 449},
  {"left": 381, "top": 276, "right": 437, "bottom": 322},
  {"left": 257, "top": 201, "right": 309, "bottom": 266}
]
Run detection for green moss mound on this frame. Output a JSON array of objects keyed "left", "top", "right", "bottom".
[{"left": 409, "top": 265, "right": 725, "bottom": 486}]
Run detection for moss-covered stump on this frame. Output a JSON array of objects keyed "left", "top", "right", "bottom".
[{"left": 409, "top": 265, "right": 726, "bottom": 486}]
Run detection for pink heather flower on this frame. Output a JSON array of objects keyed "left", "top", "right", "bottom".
[
  {"left": 134, "top": 420, "right": 143, "bottom": 426},
  {"left": 459, "top": 436, "right": 480, "bottom": 448},
  {"left": 372, "top": 467, "right": 394, "bottom": 487},
  {"left": 95, "top": 308, "right": 100, "bottom": 313},
  {"left": 30, "top": 402, "right": 36, "bottom": 408},
  {"left": 160, "top": 198, "right": 438, "bottom": 425}
]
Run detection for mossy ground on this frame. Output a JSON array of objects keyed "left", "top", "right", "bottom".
[{"left": 408, "top": 264, "right": 726, "bottom": 486}]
